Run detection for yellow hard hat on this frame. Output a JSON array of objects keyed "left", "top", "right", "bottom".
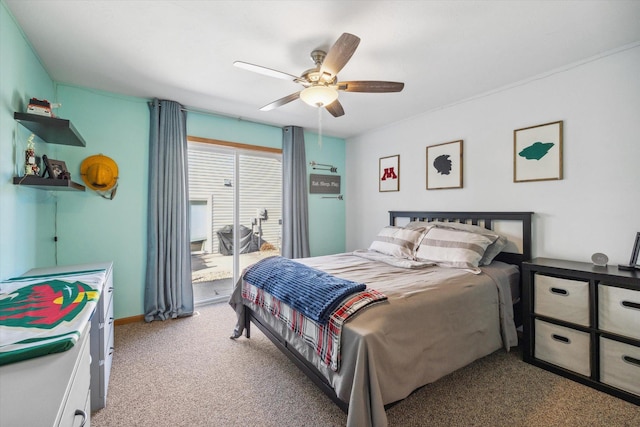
[{"left": 80, "top": 154, "right": 119, "bottom": 192}]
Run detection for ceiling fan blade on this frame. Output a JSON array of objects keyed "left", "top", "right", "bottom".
[
  {"left": 320, "top": 33, "right": 360, "bottom": 78},
  {"left": 260, "top": 92, "right": 301, "bottom": 111},
  {"left": 325, "top": 100, "right": 345, "bottom": 117},
  {"left": 337, "top": 81, "right": 404, "bottom": 93},
  {"left": 234, "top": 61, "right": 300, "bottom": 82}
]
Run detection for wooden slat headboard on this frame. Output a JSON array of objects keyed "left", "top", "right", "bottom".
[{"left": 389, "top": 211, "right": 533, "bottom": 267}]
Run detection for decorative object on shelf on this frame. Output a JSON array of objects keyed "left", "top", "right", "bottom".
[
  {"left": 591, "top": 252, "right": 609, "bottom": 267},
  {"left": 26, "top": 98, "right": 52, "bottom": 117},
  {"left": 42, "top": 155, "right": 70, "bottom": 180},
  {"left": 80, "top": 154, "right": 119, "bottom": 200},
  {"left": 24, "top": 134, "right": 40, "bottom": 176},
  {"left": 379, "top": 155, "right": 399, "bottom": 192},
  {"left": 619, "top": 232, "right": 640, "bottom": 271},
  {"left": 514, "top": 120, "right": 563, "bottom": 183},
  {"left": 309, "top": 173, "right": 341, "bottom": 194},
  {"left": 309, "top": 161, "right": 338, "bottom": 173},
  {"left": 426, "top": 139, "right": 463, "bottom": 190},
  {"left": 26, "top": 98, "right": 61, "bottom": 118}
]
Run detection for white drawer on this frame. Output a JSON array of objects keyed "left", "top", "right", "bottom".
[
  {"left": 535, "top": 319, "right": 590, "bottom": 376},
  {"left": 598, "top": 284, "right": 640, "bottom": 340},
  {"left": 80, "top": 392, "right": 91, "bottom": 427},
  {"left": 600, "top": 337, "right": 640, "bottom": 396},
  {"left": 101, "top": 295, "right": 114, "bottom": 361},
  {"left": 91, "top": 309, "right": 114, "bottom": 412},
  {"left": 98, "top": 271, "right": 114, "bottom": 324},
  {"left": 59, "top": 329, "right": 91, "bottom": 427},
  {"left": 534, "top": 274, "right": 590, "bottom": 326}
]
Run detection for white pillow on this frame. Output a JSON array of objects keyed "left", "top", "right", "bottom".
[
  {"left": 368, "top": 226, "right": 426, "bottom": 260},
  {"left": 407, "top": 220, "right": 507, "bottom": 265},
  {"left": 415, "top": 227, "right": 497, "bottom": 273}
]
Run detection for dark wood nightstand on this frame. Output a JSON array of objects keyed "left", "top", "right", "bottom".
[{"left": 522, "top": 257, "right": 640, "bottom": 406}]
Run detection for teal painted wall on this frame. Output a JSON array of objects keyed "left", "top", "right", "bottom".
[
  {"left": 0, "top": 1, "right": 57, "bottom": 279},
  {"left": 187, "top": 111, "right": 282, "bottom": 149},
  {"left": 305, "top": 133, "right": 346, "bottom": 256},
  {"left": 52, "top": 86, "right": 150, "bottom": 320},
  {"left": 1, "top": 3, "right": 346, "bottom": 319}
]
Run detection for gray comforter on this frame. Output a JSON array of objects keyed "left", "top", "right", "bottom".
[{"left": 230, "top": 251, "right": 518, "bottom": 427}]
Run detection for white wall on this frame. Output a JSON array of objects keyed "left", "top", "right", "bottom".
[{"left": 346, "top": 44, "right": 640, "bottom": 266}]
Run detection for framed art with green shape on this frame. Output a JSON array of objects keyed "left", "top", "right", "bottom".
[{"left": 514, "top": 120, "right": 563, "bottom": 183}]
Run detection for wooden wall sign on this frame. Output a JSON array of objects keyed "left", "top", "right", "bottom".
[{"left": 309, "top": 173, "right": 341, "bottom": 194}]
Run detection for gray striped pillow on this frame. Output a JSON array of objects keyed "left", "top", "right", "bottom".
[
  {"left": 407, "top": 221, "right": 508, "bottom": 265},
  {"left": 415, "top": 227, "right": 497, "bottom": 273},
  {"left": 369, "top": 226, "right": 426, "bottom": 260}
]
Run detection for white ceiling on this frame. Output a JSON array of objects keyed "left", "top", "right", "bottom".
[{"left": 5, "top": 1, "right": 640, "bottom": 139}]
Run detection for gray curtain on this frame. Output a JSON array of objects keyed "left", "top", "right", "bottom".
[
  {"left": 144, "top": 99, "right": 194, "bottom": 322},
  {"left": 282, "top": 126, "right": 310, "bottom": 259}
]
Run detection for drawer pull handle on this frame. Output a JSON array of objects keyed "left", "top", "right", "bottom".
[
  {"left": 621, "top": 300, "right": 640, "bottom": 311},
  {"left": 550, "top": 287, "right": 568, "bottom": 296},
  {"left": 74, "top": 409, "right": 87, "bottom": 427},
  {"left": 552, "top": 334, "right": 570, "bottom": 344},
  {"left": 623, "top": 355, "right": 640, "bottom": 368}
]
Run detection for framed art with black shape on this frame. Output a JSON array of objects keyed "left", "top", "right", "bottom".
[
  {"left": 426, "top": 140, "right": 463, "bottom": 190},
  {"left": 379, "top": 155, "right": 399, "bottom": 192},
  {"left": 514, "top": 120, "right": 563, "bottom": 183}
]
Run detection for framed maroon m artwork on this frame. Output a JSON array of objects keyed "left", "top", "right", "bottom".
[{"left": 379, "top": 155, "right": 399, "bottom": 192}]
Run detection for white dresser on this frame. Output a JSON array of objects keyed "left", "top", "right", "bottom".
[
  {"left": 20, "top": 262, "right": 115, "bottom": 412},
  {"left": 0, "top": 322, "right": 92, "bottom": 427},
  {"left": 522, "top": 258, "right": 640, "bottom": 405}
]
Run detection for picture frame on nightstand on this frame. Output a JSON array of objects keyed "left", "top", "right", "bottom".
[{"left": 618, "top": 232, "right": 640, "bottom": 271}]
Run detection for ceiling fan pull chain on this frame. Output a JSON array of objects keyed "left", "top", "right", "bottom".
[{"left": 318, "top": 106, "right": 323, "bottom": 148}]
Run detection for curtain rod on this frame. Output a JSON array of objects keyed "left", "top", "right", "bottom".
[{"left": 147, "top": 100, "right": 283, "bottom": 130}]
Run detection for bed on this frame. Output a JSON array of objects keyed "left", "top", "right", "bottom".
[{"left": 229, "top": 211, "right": 533, "bottom": 427}]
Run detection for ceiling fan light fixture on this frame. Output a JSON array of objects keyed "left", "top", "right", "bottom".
[{"left": 300, "top": 85, "right": 338, "bottom": 108}]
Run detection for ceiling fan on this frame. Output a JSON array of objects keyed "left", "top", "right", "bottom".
[{"left": 234, "top": 33, "right": 404, "bottom": 117}]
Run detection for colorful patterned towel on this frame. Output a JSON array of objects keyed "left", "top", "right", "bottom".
[
  {"left": 242, "top": 280, "right": 387, "bottom": 371},
  {"left": 0, "top": 269, "right": 105, "bottom": 366},
  {"left": 243, "top": 256, "right": 366, "bottom": 324}
]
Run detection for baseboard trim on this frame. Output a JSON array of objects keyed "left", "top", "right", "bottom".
[{"left": 114, "top": 314, "right": 145, "bottom": 326}]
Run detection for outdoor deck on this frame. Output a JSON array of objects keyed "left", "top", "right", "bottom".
[{"left": 191, "top": 250, "right": 279, "bottom": 303}]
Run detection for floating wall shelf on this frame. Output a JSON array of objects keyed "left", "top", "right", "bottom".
[
  {"left": 13, "top": 112, "right": 88, "bottom": 191},
  {"left": 13, "top": 176, "right": 85, "bottom": 191},
  {"left": 14, "top": 112, "right": 87, "bottom": 147}
]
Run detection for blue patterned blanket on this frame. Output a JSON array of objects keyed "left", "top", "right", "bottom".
[{"left": 242, "top": 256, "right": 366, "bottom": 324}]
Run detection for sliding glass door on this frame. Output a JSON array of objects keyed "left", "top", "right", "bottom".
[{"left": 187, "top": 139, "right": 282, "bottom": 305}]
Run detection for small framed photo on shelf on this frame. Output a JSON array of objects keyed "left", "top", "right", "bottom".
[
  {"left": 43, "top": 155, "right": 70, "bottom": 179},
  {"left": 426, "top": 140, "right": 463, "bottom": 190},
  {"left": 379, "top": 155, "right": 400, "bottom": 192},
  {"left": 514, "top": 120, "right": 563, "bottom": 183},
  {"left": 619, "top": 232, "right": 640, "bottom": 271}
]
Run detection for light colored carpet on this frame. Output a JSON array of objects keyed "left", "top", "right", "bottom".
[{"left": 92, "top": 302, "right": 640, "bottom": 427}]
